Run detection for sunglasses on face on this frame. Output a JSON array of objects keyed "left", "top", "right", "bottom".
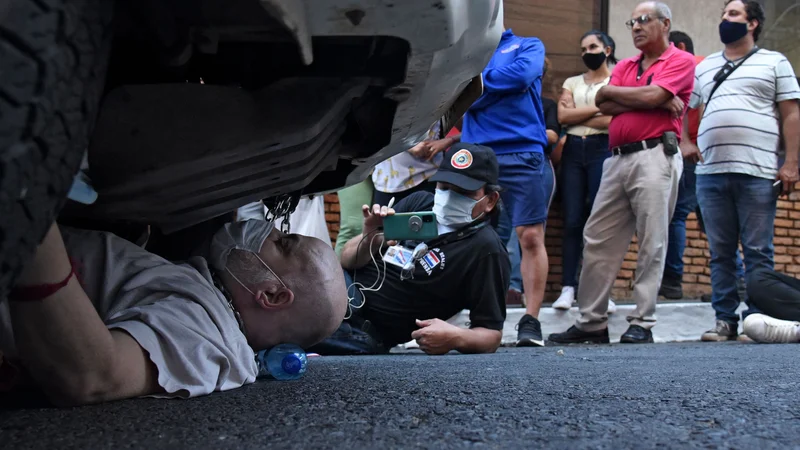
[{"left": 625, "top": 14, "right": 660, "bottom": 29}]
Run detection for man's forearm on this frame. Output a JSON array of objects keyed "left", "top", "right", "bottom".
[
  {"left": 598, "top": 101, "right": 633, "bottom": 116},
  {"left": 10, "top": 225, "right": 138, "bottom": 404},
  {"left": 598, "top": 85, "right": 672, "bottom": 110},
  {"left": 781, "top": 106, "right": 799, "bottom": 164},
  {"left": 340, "top": 232, "right": 385, "bottom": 270},
  {"left": 454, "top": 327, "right": 501, "bottom": 354}
]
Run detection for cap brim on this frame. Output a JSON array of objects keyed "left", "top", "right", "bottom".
[{"left": 429, "top": 171, "right": 485, "bottom": 191}]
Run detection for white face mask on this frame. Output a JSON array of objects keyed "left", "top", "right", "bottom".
[
  {"left": 433, "top": 188, "right": 486, "bottom": 227},
  {"left": 209, "top": 219, "right": 287, "bottom": 293}
]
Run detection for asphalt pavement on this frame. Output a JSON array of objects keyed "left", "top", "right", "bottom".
[{"left": 1, "top": 342, "right": 798, "bottom": 449}]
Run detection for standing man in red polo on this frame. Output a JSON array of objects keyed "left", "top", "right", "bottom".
[{"left": 549, "top": 1, "right": 694, "bottom": 344}]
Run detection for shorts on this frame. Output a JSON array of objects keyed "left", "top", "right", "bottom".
[{"left": 497, "top": 151, "right": 548, "bottom": 228}]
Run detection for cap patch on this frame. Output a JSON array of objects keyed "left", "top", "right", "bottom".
[{"left": 451, "top": 149, "right": 473, "bottom": 170}]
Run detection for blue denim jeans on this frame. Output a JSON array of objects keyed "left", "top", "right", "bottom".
[
  {"left": 696, "top": 173, "right": 778, "bottom": 324},
  {"left": 559, "top": 135, "right": 610, "bottom": 287},
  {"left": 496, "top": 156, "right": 555, "bottom": 292},
  {"left": 664, "top": 162, "right": 697, "bottom": 280}
]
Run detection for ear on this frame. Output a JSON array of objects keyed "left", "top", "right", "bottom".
[
  {"left": 254, "top": 286, "right": 295, "bottom": 310},
  {"left": 485, "top": 191, "right": 501, "bottom": 213},
  {"left": 748, "top": 19, "right": 759, "bottom": 33}
]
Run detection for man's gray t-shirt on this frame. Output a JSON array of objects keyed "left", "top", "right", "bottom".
[
  {"left": 690, "top": 49, "right": 800, "bottom": 179},
  {"left": 0, "top": 227, "right": 258, "bottom": 398}
]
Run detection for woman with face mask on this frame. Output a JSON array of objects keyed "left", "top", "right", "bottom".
[{"left": 553, "top": 30, "right": 618, "bottom": 311}]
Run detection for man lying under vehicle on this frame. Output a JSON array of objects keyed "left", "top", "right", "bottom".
[
  {"left": 313, "top": 143, "right": 510, "bottom": 356},
  {"left": 0, "top": 218, "right": 346, "bottom": 405}
]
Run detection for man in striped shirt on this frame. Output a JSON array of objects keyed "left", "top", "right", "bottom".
[{"left": 683, "top": 0, "right": 800, "bottom": 341}]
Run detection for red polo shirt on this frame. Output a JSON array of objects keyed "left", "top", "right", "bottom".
[
  {"left": 607, "top": 43, "right": 696, "bottom": 148},
  {"left": 686, "top": 55, "right": 706, "bottom": 144}
]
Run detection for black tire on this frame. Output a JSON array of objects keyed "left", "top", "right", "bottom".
[{"left": 0, "top": 0, "right": 113, "bottom": 298}]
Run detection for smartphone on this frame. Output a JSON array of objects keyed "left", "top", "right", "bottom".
[{"left": 383, "top": 212, "right": 438, "bottom": 241}]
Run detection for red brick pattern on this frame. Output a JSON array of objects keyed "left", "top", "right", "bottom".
[
  {"left": 323, "top": 194, "right": 340, "bottom": 247},
  {"left": 324, "top": 188, "right": 800, "bottom": 300}
]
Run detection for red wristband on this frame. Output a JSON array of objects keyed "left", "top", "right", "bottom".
[{"left": 9, "top": 263, "right": 75, "bottom": 302}]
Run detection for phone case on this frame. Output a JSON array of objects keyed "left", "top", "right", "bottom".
[{"left": 383, "top": 212, "right": 438, "bottom": 241}]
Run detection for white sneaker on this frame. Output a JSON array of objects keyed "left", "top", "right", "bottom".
[
  {"left": 743, "top": 314, "right": 800, "bottom": 343},
  {"left": 607, "top": 299, "right": 617, "bottom": 314},
  {"left": 552, "top": 286, "right": 575, "bottom": 310}
]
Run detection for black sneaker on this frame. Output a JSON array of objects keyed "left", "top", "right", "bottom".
[
  {"left": 547, "top": 326, "right": 610, "bottom": 345},
  {"left": 658, "top": 276, "right": 683, "bottom": 299},
  {"left": 620, "top": 325, "right": 654, "bottom": 343},
  {"left": 515, "top": 314, "right": 544, "bottom": 347}
]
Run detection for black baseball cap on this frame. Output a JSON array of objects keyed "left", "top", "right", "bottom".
[{"left": 430, "top": 142, "right": 499, "bottom": 191}]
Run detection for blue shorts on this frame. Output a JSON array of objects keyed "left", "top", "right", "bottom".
[{"left": 497, "top": 152, "right": 548, "bottom": 228}]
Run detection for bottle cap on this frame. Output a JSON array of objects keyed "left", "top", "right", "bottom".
[{"left": 282, "top": 354, "right": 304, "bottom": 375}]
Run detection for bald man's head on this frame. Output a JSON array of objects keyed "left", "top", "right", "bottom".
[{"left": 224, "top": 230, "right": 347, "bottom": 350}]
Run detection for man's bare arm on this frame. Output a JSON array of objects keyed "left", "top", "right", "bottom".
[
  {"left": 453, "top": 327, "right": 502, "bottom": 354},
  {"left": 777, "top": 99, "right": 800, "bottom": 195},
  {"left": 340, "top": 232, "right": 385, "bottom": 271},
  {"left": 10, "top": 224, "right": 161, "bottom": 406},
  {"left": 340, "top": 204, "right": 394, "bottom": 270},
  {"left": 598, "top": 100, "right": 634, "bottom": 116},
  {"left": 410, "top": 319, "right": 501, "bottom": 355},
  {"left": 596, "top": 85, "right": 674, "bottom": 109}
]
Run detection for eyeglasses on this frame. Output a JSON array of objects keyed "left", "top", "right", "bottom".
[{"left": 625, "top": 14, "right": 661, "bottom": 29}]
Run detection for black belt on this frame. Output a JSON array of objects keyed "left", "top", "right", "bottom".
[{"left": 611, "top": 138, "right": 661, "bottom": 156}]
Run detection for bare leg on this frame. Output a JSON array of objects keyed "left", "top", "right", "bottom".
[{"left": 518, "top": 223, "right": 547, "bottom": 318}]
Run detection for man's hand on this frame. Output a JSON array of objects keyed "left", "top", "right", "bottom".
[
  {"left": 362, "top": 203, "right": 395, "bottom": 239},
  {"left": 662, "top": 96, "right": 685, "bottom": 119},
  {"left": 410, "top": 319, "right": 461, "bottom": 355},
  {"left": 681, "top": 141, "right": 704, "bottom": 164},
  {"left": 777, "top": 160, "right": 800, "bottom": 196},
  {"left": 408, "top": 137, "right": 456, "bottom": 162}
]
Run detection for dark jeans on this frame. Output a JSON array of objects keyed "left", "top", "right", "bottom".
[
  {"left": 373, "top": 181, "right": 435, "bottom": 207},
  {"left": 747, "top": 269, "right": 800, "bottom": 322},
  {"left": 697, "top": 173, "right": 777, "bottom": 324},
  {"left": 559, "top": 134, "right": 610, "bottom": 287},
  {"left": 307, "top": 270, "right": 388, "bottom": 355},
  {"left": 664, "top": 162, "right": 697, "bottom": 280}
]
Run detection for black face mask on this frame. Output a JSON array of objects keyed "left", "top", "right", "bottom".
[
  {"left": 582, "top": 52, "right": 607, "bottom": 71},
  {"left": 719, "top": 20, "right": 749, "bottom": 44}
]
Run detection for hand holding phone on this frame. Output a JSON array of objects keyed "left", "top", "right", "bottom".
[{"left": 383, "top": 212, "right": 438, "bottom": 241}]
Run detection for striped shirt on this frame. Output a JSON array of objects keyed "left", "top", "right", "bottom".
[{"left": 690, "top": 49, "right": 800, "bottom": 179}]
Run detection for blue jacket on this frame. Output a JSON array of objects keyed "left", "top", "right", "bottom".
[{"left": 462, "top": 30, "right": 548, "bottom": 155}]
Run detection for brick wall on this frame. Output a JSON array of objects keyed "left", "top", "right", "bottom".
[
  {"left": 323, "top": 194, "right": 340, "bottom": 247},
  {"left": 324, "top": 189, "right": 800, "bottom": 301}
]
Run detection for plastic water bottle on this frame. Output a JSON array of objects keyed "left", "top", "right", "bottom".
[{"left": 255, "top": 344, "right": 308, "bottom": 380}]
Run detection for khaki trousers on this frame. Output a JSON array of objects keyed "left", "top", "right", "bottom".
[{"left": 576, "top": 144, "right": 683, "bottom": 332}]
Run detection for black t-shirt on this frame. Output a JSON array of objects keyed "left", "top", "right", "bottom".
[
  {"left": 542, "top": 97, "right": 560, "bottom": 154},
  {"left": 350, "top": 192, "right": 510, "bottom": 347}
]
